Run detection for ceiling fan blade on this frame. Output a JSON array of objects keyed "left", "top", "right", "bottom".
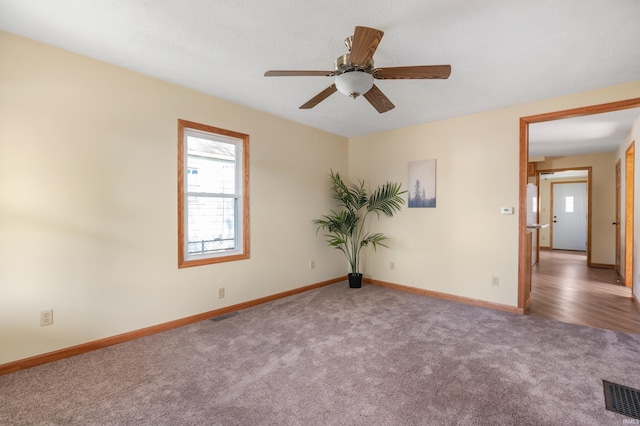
[
  {"left": 363, "top": 84, "right": 395, "bottom": 113},
  {"left": 373, "top": 65, "right": 452, "bottom": 80},
  {"left": 300, "top": 84, "right": 338, "bottom": 109},
  {"left": 265, "top": 70, "right": 334, "bottom": 77},
  {"left": 349, "top": 26, "right": 384, "bottom": 67}
]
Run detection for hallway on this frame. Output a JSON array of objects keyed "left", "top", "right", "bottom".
[{"left": 527, "top": 249, "right": 640, "bottom": 334}]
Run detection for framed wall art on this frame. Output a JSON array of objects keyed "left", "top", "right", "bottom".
[{"left": 408, "top": 159, "right": 436, "bottom": 208}]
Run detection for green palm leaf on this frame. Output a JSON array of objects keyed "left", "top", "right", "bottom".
[
  {"left": 313, "top": 170, "right": 405, "bottom": 275},
  {"left": 361, "top": 233, "right": 389, "bottom": 249},
  {"left": 367, "top": 181, "right": 406, "bottom": 217}
]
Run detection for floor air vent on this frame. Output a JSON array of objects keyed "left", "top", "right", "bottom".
[
  {"left": 211, "top": 312, "right": 240, "bottom": 322},
  {"left": 604, "top": 380, "right": 640, "bottom": 419}
]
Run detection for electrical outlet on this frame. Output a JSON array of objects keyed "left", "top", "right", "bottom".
[
  {"left": 390, "top": 261, "right": 395, "bottom": 270},
  {"left": 218, "top": 287, "right": 225, "bottom": 299},
  {"left": 491, "top": 276, "right": 500, "bottom": 286},
  {"left": 40, "top": 309, "right": 53, "bottom": 327},
  {"left": 309, "top": 260, "right": 315, "bottom": 269}
]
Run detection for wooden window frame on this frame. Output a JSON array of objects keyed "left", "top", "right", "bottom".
[{"left": 177, "top": 119, "right": 250, "bottom": 268}]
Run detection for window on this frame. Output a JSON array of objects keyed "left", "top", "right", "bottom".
[
  {"left": 178, "top": 119, "right": 249, "bottom": 268},
  {"left": 565, "top": 196, "right": 574, "bottom": 213}
]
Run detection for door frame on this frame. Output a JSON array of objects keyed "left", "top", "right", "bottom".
[
  {"left": 616, "top": 159, "right": 621, "bottom": 276},
  {"left": 518, "top": 97, "right": 640, "bottom": 310},
  {"left": 535, "top": 167, "right": 591, "bottom": 262},
  {"left": 625, "top": 142, "right": 635, "bottom": 288}
]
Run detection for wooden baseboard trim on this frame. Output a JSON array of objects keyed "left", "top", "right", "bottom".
[
  {"left": 365, "top": 278, "right": 523, "bottom": 315},
  {"left": 540, "top": 246, "right": 552, "bottom": 251},
  {"left": 1, "top": 276, "right": 527, "bottom": 375},
  {"left": 589, "top": 263, "right": 615, "bottom": 270},
  {"left": 0, "top": 277, "right": 344, "bottom": 376}
]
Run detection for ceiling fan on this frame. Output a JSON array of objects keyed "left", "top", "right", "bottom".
[{"left": 264, "top": 26, "right": 451, "bottom": 113}]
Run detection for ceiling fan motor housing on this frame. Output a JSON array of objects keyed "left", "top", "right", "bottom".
[{"left": 334, "top": 54, "right": 374, "bottom": 74}]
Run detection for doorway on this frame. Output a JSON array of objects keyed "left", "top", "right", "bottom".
[
  {"left": 518, "top": 98, "right": 640, "bottom": 311},
  {"left": 534, "top": 167, "right": 591, "bottom": 265}
]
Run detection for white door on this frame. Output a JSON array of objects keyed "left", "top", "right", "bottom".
[{"left": 552, "top": 182, "right": 587, "bottom": 251}]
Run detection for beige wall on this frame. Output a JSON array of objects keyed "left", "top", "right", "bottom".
[
  {"left": 2, "top": 30, "right": 640, "bottom": 366},
  {"left": 0, "top": 32, "right": 348, "bottom": 364},
  {"left": 535, "top": 152, "right": 617, "bottom": 265},
  {"left": 349, "top": 82, "right": 640, "bottom": 307}
]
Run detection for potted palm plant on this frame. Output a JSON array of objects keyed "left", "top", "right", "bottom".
[{"left": 313, "top": 170, "right": 406, "bottom": 288}]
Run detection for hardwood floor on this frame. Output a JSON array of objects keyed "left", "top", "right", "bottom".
[{"left": 526, "top": 249, "right": 640, "bottom": 334}]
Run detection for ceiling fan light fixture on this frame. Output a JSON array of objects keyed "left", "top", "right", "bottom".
[
  {"left": 263, "top": 26, "right": 450, "bottom": 112},
  {"left": 335, "top": 71, "right": 374, "bottom": 99}
]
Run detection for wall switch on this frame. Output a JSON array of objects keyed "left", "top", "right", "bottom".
[
  {"left": 390, "top": 261, "right": 395, "bottom": 270},
  {"left": 309, "top": 260, "right": 315, "bottom": 269},
  {"left": 40, "top": 309, "right": 53, "bottom": 327},
  {"left": 491, "top": 276, "right": 500, "bottom": 286},
  {"left": 218, "top": 287, "right": 225, "bottom": 299},
  {"left": 500, "top": 207, "right": 514, "bottom": 215}
]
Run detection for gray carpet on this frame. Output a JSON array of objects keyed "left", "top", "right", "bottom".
[{"left": 2, "top": 282, "right": 639, "bottom": 425}]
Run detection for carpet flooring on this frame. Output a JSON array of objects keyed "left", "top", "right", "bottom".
[{"left": 2, "top": 282, "right": 640, "bottom": 425}]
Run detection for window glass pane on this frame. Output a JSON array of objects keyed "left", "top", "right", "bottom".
[
  {"left": 179, "top": 119, "right": 248, "bottom": 268},
  {"left": 187, "top": 196, "right": 236, "bottom": 254},
  {"left": 565, "top": 196, "right": 574, "bottom": 213},
  {"left": 187, "top": 136, "right": 236, "bottom": 194}
]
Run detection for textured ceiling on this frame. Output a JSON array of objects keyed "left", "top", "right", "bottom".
[
  {"left": 529, "top": 107, "right": 640, "bottom": 157},
  {"left": 1, "top": 0, "right": 639, "bottom": 144}
]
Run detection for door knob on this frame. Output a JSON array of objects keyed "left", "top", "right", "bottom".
[{"left": 613, "top": 222, "right": 618, "bottom": 225}]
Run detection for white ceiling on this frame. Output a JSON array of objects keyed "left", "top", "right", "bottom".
[
  {"left": 1, "top": 0, "right": 639, "bottom": 140},
  {"left": 539, "top": 170, "right": 588, "bottom": 181},
  {"left": 529, "top": 107, "right": 640, "bottom": 157}
]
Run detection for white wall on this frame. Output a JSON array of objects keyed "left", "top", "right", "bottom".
[
  {"left": 0, "top": 32, "right": 348, "bottom": 364},
  {"left": 349, "top": 81, "right": 640, "bottom": 308}
]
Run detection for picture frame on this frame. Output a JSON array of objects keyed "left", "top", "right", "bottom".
[{"left": 408, "top": 159, "right": 436, "bottom": 208}]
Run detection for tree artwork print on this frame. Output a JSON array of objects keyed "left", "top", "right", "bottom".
[{"left": 408, "top": 159, "right": 436, "bottom": 208}]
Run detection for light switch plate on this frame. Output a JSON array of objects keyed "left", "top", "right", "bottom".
[{"left": 500, "top": 207, "right": 514, "bottom": 215}]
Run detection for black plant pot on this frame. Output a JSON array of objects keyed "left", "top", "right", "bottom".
[{"left": 348, "top": 273, "right": 363, "bottom": 288}]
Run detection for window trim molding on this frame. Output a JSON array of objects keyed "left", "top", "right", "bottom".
[{"left": 177, "top": 119, "right": 250, "bottom": 268}]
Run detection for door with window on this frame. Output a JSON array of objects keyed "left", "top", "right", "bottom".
[{"left": 552, "top": 182, "right": 587, "bottom": 251}]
